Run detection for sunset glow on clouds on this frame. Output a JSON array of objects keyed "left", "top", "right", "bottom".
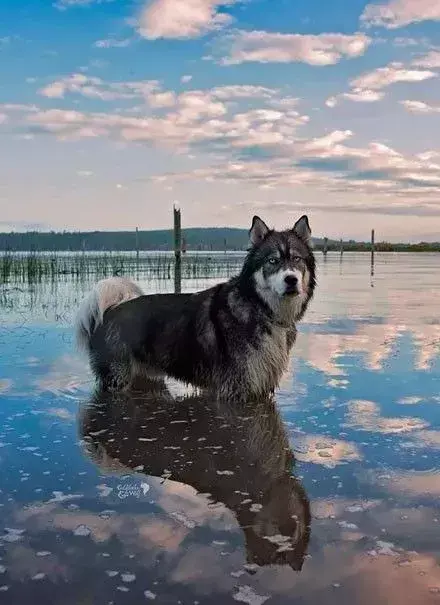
[{"left": 1, "top": 0, "right": 440, "bottom": 240}]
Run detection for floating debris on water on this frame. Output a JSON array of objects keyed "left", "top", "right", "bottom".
[
  {"left": 233, "top": 585, "right": 270, "bottom": 605},
  {"left": 121, "top": 573, "right": 136, "bottom": 583},
  {"left": 73, "top": 525, "right": 91, "bottom": 537},
  {"left": 144, "top": 590, "right": 156, "bottom": 600}
]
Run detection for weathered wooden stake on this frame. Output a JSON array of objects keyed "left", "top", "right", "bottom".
[
  {"left": 370, "top": 228, "right": 375, "bottom": 281},
  {"left": 173, "top": 204, "right": 182, "bottom": 294},
  {"left": 339, "top": 238, "right": 343, "bottom": 259},
  {"left": 135, "top": 227, "right": 139, "bottom": 264},
  {"left": 323, "top": 237, "right": 328, "bottom": 257}
]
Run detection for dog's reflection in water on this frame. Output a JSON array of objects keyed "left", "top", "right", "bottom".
[{"left": 79, "top": 382, "right": 311, "bottom": 572}]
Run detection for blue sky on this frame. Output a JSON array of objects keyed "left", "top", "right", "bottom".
[{"left": 1, "top": 0, "right": 440, "bottom": 241}]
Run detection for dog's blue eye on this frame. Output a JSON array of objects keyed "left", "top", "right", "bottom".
[
  {"left": 292, "top": 256, "right": 302, "bottom": 263},
  {"left": 268, "top": 257, "right": 278, "bottom": 264}
]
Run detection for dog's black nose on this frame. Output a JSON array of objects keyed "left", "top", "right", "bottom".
[{"left": 284, "top": 274, "right": 298, "bottom": 288}]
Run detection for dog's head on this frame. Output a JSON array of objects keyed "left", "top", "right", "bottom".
[
  {"left": 243, "top": 215, "right": 316, "bottom": 316},
  {"left": 242, "top": 474, "right": 311, "bottom": 571}
]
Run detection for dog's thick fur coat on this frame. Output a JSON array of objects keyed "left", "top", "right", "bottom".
[{"left": 75, "top": 215, "right": 316, "bottom": 399}]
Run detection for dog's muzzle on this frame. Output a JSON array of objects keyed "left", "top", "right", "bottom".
[{"left": 284, "top": 274, "right": 299, "bottom": 295}]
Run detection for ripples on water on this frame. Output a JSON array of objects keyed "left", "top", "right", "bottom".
[{"left": 0, "top": 252, "right": 439, "bottom": 604}]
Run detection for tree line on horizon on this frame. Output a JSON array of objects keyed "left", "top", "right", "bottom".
[{"left": 0, "top": 228, "right": 438, "bottom": 252}]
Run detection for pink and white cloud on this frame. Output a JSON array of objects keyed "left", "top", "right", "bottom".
[
  {"left": 221, "top": 30, "right": 371, "bottom": 66},
  {"left": 93, "top": 38, "right": 132, "bottom": 48},
  {"left": 401, "top": 100, "right": 440, "bottom": 113},
  {"left": 352, "top": 62, "right": 437, "bottom": 90},
  {"left": 327, "top": 61, "right": 437, "bottom": 106},
  {"left": 361, "top": 0, "right": 440, "bottom": 29},
  {"left": 411, "top": 51, "right": 440, "bottom": 69},
  {"left": 54, "top": 0, "right": 115, "bottom": 10},
  {"left": 137, "top": 0, "right": 238, "bottom": 40}
]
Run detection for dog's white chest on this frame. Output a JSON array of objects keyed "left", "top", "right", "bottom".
[{"left": 245, "top": 326, "right": 289, "bottom": 395}]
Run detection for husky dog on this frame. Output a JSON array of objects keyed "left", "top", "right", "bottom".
[
  {"left": 80, "top": 389, "right": 311, "bottom": 571},
  {"left": 75, "top": 215, "right": 316, "bottom": 399}
]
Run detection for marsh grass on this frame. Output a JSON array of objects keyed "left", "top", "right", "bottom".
[{"left": 0, "top": 250, "right": 245, "bottom": 284}]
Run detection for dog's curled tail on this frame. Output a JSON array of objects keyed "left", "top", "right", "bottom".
[{"left": 75, "top": 277, "right": 143, "bottom": 352}]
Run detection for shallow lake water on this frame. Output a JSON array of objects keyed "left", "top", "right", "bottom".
[{"left": 0, "top": 252, "right": 439, "bottom": 604}]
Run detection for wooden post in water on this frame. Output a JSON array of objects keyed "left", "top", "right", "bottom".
[
  {"left": 173, "top": 204, "right": 182, "bottom": 294},
  {"left": 339, "top": 238, "right": 343, "bottom": 259},
  {"left": 323, "top": 237, "right": 328, "bottom": 258},
  {"left": 135, "top": 227, "right": 139, "bottom": 264},
  {"left": 370, "top": 228, "right": 375, "bottom": 281}
]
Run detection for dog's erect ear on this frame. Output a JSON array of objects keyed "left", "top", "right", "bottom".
[
  {"left": 292, "top": 215, "right": 311, "bottom": 243},
  {"left": 249, "top": 216, "right": 270, "bottom": 246}
]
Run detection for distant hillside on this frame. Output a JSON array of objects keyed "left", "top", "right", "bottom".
[
  {"left": 0, "top": 228, "right": 250, "bottom": 252},
  {"left": 0, "top": 228, "right": 438, "bottom": 252}
]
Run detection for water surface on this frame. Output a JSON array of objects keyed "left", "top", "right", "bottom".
[{"left": 0, "top": 252, "right": 439, "bottom": 604}]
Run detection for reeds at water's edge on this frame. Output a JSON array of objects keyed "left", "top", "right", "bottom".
[{"left": 0, "top": 250, "right": 245, "bottom": 284}]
